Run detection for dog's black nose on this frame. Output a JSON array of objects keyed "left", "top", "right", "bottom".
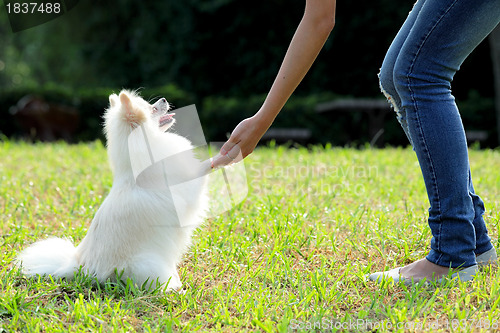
[{"left": 161, "top": 98, "right": 167, "bottom": 103}]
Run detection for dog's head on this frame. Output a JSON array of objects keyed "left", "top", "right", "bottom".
[{"left": 106, "top": 90, "right": 175, "bottom": 135}]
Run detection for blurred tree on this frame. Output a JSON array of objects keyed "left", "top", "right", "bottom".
[
  {"left": 73, "top": 0, "right": 305, "bottom": 96},
  {"left": 0, "top": 2, "right": 95, "bottom": 89},
  {"left": 69, "top": 0, "right": 416, "bottom": 98},
  {"left": 0, "top": 0, "right": 498, "bottom": 145},
  {"left": 0, "top": 0, "right": 495, "bottom": 103}
]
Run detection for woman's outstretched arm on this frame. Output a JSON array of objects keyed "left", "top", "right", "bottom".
[{"left": 212, "top": 0, "right": 336, "bottom": 168}]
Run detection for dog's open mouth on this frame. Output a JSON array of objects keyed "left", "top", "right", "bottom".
[{"left": 159, "top": 113, "right": 175, "bottom": 127}]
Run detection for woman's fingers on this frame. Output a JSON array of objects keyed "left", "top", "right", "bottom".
[{"left": 211, "top": 143, "right": 242, "bottom": 169}]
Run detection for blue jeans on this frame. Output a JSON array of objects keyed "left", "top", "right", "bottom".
[{"left": 379, "top": 0, "right": 500, "bottom": 268}]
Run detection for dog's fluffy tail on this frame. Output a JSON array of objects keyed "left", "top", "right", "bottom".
[{"left": 16, "top": 237, "right": 79, "bottom": 279}]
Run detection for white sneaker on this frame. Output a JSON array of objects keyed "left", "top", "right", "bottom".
[{"left": 368, "top": 264, "right": 479, "bottom": 285}]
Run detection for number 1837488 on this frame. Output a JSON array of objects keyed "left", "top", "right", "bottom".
[{"left": 6, "top": 2, "right": 61, "bottom": 14}]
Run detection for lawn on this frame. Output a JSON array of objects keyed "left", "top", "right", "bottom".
[{"left": 1, "top": 140, "right": 499, "bottom": 332}]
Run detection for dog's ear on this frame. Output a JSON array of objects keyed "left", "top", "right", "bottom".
[
  {"left": 119, "top": 91, "right": 146, "bottom": 128},
  {"left": 109, "top": 94, "right": 119, "bottom": 107},
  {"left": 119, "top": 91, "right": 133, "bottom": 109}
]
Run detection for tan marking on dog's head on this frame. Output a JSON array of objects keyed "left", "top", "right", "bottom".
[{"left": 119, "top": 91, "right": 147, "bottom": 128}]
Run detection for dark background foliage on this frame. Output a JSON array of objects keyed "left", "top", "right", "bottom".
[{"left": 0, "top": 0, "right": 496, "bottom": 146}]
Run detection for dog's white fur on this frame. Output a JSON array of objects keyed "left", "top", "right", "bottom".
[{"left": 16, "top": 90, "right": 207, "bottom": 290}]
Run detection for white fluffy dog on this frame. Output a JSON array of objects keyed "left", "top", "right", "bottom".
[{"left": 16, "top": 90, "right": 208, "bottom": 290}]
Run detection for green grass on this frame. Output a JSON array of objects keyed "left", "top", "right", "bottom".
[{"left": 1, "top": 140, "right": 499, "bottom": 332}]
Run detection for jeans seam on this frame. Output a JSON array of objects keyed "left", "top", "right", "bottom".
[{"left": 405, "top": 0, "right": 460, "bottom": 254}]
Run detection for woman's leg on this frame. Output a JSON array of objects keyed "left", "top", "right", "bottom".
[
  {"left": 379, "top": 0, "right": 425, "bottom": 146},
  {"left": 380, "top": 0, "right": 499, "bottom": 273}
]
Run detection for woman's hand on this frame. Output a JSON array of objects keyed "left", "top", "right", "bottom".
[{"left": 211, "top": 114, "right": 271, "bottom": 168}]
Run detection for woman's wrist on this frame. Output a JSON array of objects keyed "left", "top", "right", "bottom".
[{"left": 255, "top": 106, "right": 278, "bottom": 132}]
